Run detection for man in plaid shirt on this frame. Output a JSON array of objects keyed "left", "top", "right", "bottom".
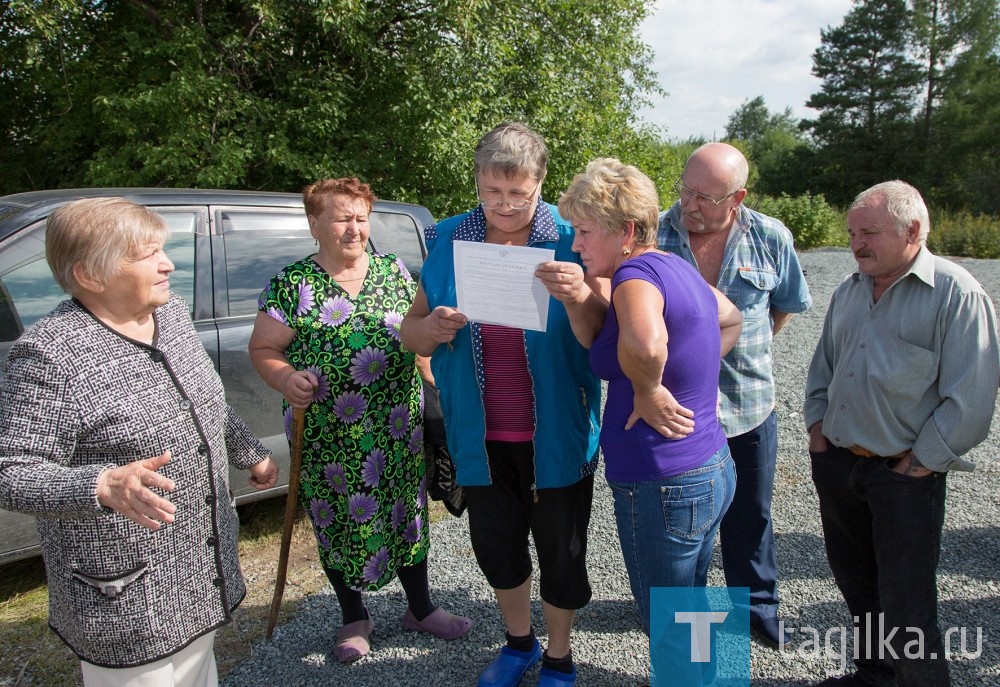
[{"left": 657, "top": 142, "right": 812, "bottom": 649}]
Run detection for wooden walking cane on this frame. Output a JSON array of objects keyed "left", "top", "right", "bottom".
[{"left": 266, "top": 406, "right": 306, "bottom": 641}]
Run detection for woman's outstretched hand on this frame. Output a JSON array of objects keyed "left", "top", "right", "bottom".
[{"left": 96, "top": 450, "right": 176, "bottom": 531}]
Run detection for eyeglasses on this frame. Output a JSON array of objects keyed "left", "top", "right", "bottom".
[
  {"left": 673, "top": 179, "right": 738, "bottom": 207},
  {"left": 476, "top": 179, "right": 541, "bottom": 211}
]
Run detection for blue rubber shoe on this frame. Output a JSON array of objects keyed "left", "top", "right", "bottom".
[
  {"left": 477, "top": 639, "right": 543, "bottom": 687},
  {"left": 537, "top": 664, "right": 577, "bottom": 686}
]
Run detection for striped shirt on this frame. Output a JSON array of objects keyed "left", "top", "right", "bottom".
[
  {"left": 658, "top": 203, "right": 812, "bottom": 436},
  {"left": 481, "top": 323, "right": 535, "bottom": 441}
]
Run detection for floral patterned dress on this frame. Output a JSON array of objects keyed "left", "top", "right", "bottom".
[{"left": 258, "top": 253, "right": 428, "bottom": 591}]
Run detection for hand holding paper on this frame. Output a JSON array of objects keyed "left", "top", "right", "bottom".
[
  {"left": 535, "top": 261, "right": 588, "bottom": 305},
  {"left": 426, "top": 306, "right": 469, "bottom": 345}
]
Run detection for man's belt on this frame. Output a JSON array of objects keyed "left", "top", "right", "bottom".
[{"left": 847, "top": 445, "right": 909, "bottom": 460}]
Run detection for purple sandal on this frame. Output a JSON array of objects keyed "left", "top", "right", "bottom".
[
  {"left": 333, "top": 615, "right": 374, "bottom": 663},
  {"left": 402, "top": 607, "right": 473, "bottom": 640}
]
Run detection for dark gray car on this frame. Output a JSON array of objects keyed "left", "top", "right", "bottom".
[{"left": 0, "top": 187, "right": 432, "bottom": 563}]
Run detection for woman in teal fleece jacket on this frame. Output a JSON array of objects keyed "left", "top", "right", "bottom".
[{"left": 401, "top": 122, "right": 607, "bottom": 687}]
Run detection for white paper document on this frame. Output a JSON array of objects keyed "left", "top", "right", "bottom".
[{"left": 453, "top": 240, "right": 555, "bottom": 332}]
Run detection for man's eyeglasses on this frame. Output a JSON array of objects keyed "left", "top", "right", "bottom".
[
  {"left": 673, "top": 179, "right": 738, "bottom": 207},
  {"left": 476, "top": 179, "right": 541, "bottom": 211}
]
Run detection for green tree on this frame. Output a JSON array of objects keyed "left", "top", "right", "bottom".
[
  {"left": 725, "top": 95, "right": 800, "bottom": 147},
  {"left": 930, "top": 52, "right": 1000, "bottom": 213},
  {"left": 0, "top": 0, "right": 662, "bottom": 219},
  {"left": 910, "top": 0, "right": 999, "bottom": 143},
  {"left": 910, "top": 0, "right": 1000, "bottom": 211},
  {"left": 804, "top": 0, "right": 923, "bottom": 203},
  {"left": 724, "top": 95, "right": 815, "bottom": 197}
]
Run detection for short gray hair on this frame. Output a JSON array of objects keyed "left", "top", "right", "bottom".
[
  {"left": 46, "top": 197, "right": 169, "bottom": 296},
  {"left": 850, "top": 180, "right": 930, "bottom": 244},
  {"left": 558, "top": 158, "right": 660, "bottom": 247},
  {"left": 474, "top": 122, "right": 548, "bottom": 182}
]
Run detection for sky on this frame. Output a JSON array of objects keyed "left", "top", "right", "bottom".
[{"left": 637, "top": 0, "right": 855, "bottom": 141}]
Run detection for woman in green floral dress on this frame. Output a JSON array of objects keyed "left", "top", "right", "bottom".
[{"left": 249, "top": 178, "right": 471, "bottom": 664}]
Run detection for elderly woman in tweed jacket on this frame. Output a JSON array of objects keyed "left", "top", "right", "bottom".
[{"left": 0, "top": 198, "right": 277, "bottom": 687}]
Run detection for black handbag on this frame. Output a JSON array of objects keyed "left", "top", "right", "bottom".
[{"left": 423, "top": 380, "right": 466, "bottom": 517}]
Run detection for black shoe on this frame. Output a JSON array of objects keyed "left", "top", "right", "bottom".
[{"left": 750, "top": 617, "right": 792, "bottom": 650}]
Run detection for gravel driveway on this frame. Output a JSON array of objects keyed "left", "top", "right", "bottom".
[{"left": 222, "top": 248, "right": 1000, "bottom": 686}]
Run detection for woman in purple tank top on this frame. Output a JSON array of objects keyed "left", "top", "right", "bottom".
[{"left": 558, "top": 159, "right": 742, "bottom": 671}]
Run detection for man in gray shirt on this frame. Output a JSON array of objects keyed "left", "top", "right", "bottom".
[{"left": 804, "top": 180, "right": 999, "bottom": 687}]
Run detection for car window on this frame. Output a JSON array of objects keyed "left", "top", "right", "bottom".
[
  {"left": 0, "top": 205, "right": 21, "bottom": 222},
  {"left": 218, "top": 207, "right": 428, "bottom": 317},
  {"left": 0, "top": 211, "right": 198, "bottom": 344},
  {"left": 218, "top": 209, "right": 314, "bottom": 317},
  {"left": 0, "top": 221, "right": 62, "bottom": 340},
  {"left": 370, "top": 211, "right": 424, "bottom": 276},
  {"left": 157, "top": 210, "right": 198, "bottom": 311}
]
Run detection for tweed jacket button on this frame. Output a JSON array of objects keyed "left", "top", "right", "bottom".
[
  {"left": 180, "top": 399, "right": 191, "bottom": 410},
  {"left": 207, "top": 536, "right": 217, "bottom": 547},
  {"left": 205, "top": 494, "right": 214, "bottom": 505},
  {"left": 212, "top": 578, "right": 222, "bottom": 587},
  {"left": 197, "top": 444, "right": 208, "bottom": 455}
]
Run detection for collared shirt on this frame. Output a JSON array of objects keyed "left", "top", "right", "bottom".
[
  {"left": 424, "top": 202, "right": 558, "bottom": 251},
  {"left": 658, "top": 203, "right": 812, "bottom": 436},
  {"left": 804, "top": 247, "right": 1000, "bottom": 472}
]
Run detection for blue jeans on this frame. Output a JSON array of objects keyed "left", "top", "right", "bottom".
[
  {"left": 608, "top": 446, "right": 736, "bottom": 635},
  {"left": 812, "top": 445, "right": 949, "bottom": 687},
  {"left": 719, "top": 411, "right": 781, "bottom": 623}
]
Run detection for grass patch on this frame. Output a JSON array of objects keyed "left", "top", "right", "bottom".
[
  {"left": 0, "top": 555, "right": 79, "bottom": 685},
  {"left": 0, "top": 556, "right": 48, "bottom": 621}
]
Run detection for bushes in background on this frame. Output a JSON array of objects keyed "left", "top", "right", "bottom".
[
  {"left": 927, "top": 212, "right": 1000, "bottom": 259},
  {"left": 743, "top": 194, "right": 1000, "bottom": 258},
  {"left": 750, "top": 192, "right": 845, "bottom": 250}
]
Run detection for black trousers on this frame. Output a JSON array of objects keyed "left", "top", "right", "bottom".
[{"left": 464, "top": 440, "right": 593, "bottom": 610}]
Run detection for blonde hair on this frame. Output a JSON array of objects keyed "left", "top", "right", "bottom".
[
  {"left": 558, "top": 158, "right": 660, "bottom": 246},
  {"left": 45, "top": 197, "right": 169, "bottom": 295}
]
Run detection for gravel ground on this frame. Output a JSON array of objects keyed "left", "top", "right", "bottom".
[{"left": 222, "top": 248, "right": 1000, "bottom": 687}]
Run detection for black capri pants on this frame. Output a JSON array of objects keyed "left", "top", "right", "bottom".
[{"left": 464, "top": 440, "right": 594, "bottom": 610}]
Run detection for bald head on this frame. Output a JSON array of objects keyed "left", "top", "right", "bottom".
[{"left": 685, "top": 142, "right": 749, "bottom": 194}]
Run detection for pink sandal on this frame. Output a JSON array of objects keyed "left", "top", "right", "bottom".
[
  {"left": 402, "top": 607, "right": 473, "bottom": 640},
  {"left": 334, "top": 615, "right": 374, "bottom": 663}
]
